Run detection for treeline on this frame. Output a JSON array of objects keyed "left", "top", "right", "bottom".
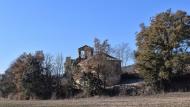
[
  {"left": 0, "top": 9, "right": 190, "bottom": 99},
  {"left": 0, "top": 38, "right": 131, "bottom": 100},
  {"left": 0, "top": 51, "right": 76, "bottom": 99}
]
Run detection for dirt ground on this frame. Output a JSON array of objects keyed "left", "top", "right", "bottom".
[{"left": 1, "top": 92, "right": 190, "bottom": 107}]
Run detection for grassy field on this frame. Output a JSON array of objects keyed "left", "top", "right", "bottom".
[{"left": 1, "top": 92, "right": 190, "bottom": 107}]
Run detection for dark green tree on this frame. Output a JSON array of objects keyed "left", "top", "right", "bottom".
[
  {"left": 6, "top": 51, "right": 54, "bottom": 99},
  {"left": 22, "top": 51, "right": 53, "bottom": 99},
  {"left": 81, "top": 72, "right": 103, "bottom": 97}
]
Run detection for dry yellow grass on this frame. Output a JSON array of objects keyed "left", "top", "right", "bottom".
[{"left": 1, "top": 92, "right": 190, "bottom": 107}]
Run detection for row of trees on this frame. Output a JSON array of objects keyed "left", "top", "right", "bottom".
[
  {"left": 0, "top": 38, "right": 132, "bottom": 99},
  {"left": 0, "top": 51, "right": 74, "bottom": 99}
]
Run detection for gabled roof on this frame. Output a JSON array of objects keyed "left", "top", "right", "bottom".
[
  {"left": 78, "top": 52, "right": 121, "bottom": 65},
  {"left": 101, "top": 53, "right": 121, "bottom": 61}
]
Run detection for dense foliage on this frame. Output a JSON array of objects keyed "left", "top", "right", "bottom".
[
  {"left": 136, "top": 10, "right": 190, "bottom": 91},
  {"left": 0, "top": 51, "right": 74, "bottom": 100}
]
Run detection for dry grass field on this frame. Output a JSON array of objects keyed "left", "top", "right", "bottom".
[{"left": 1, "top": 92, "right": 190, "bottom": 107}]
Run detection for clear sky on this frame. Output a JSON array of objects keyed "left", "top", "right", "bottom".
[{"left": 0, "top": 0, "right": 190, "bottom": 73}]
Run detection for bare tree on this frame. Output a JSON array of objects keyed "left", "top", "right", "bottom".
[
  {"left": 54, "top": 54, "right": 64, "bottom": 78},
  {"left": 94, "top": 38, "right": 111, "bottom": 54},
  {"left": 112, "top": 42, "right": 131, "bottom": 66},
  {"left": 43, "top": 54, "right": 54, "bottom": 76},
  {"left": 93, "top": 38, "right": 112, "bottom": 89}
]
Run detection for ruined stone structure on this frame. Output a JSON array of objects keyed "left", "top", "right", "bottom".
[{"left": 64, "top": 45, "right": 122, "bottom": 88}]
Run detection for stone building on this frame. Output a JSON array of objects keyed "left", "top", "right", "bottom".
[{"left": 64, "top": 45, "right": 122, "bottom": 88}]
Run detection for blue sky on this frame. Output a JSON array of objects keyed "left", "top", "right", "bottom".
[{"left": 0, "top": 0, "right": 190, "bottom": 73}]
